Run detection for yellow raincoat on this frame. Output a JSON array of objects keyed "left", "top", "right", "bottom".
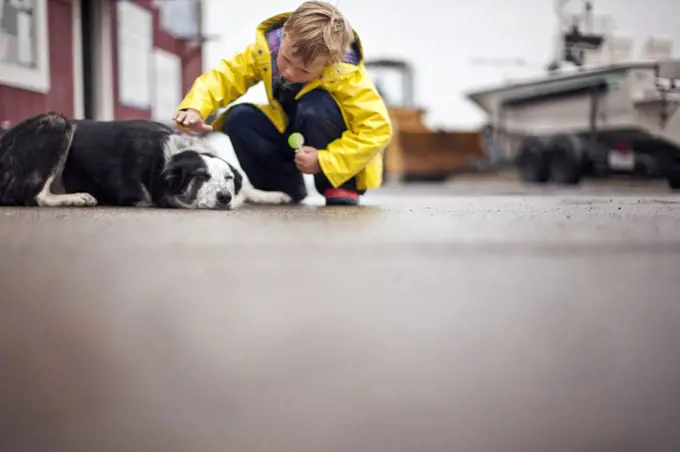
[{"left": 176, "top": 12, "right": 392, "bottom": 190}]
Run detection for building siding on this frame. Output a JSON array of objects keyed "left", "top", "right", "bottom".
[
  {"left": 1, "top": 0, "right": 203, "bottom": 125},
  {"left": 0, "top": 0, "right": 74, "bottom": 124},
  {"left": 111, "top": 0, "right": 203, "bottom": 121}
]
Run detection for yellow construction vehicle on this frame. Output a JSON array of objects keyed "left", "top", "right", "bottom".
[{"left": 365, "top": 58, "right": 487, "bottom": 182}]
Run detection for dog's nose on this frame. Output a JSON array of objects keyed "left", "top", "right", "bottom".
[{"left": 217, "top": 192, "right": 232, "bottom": 205}]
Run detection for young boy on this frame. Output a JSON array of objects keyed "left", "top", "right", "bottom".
[{"left": 173, "top": 1, "right": 392, "bottom": 205}]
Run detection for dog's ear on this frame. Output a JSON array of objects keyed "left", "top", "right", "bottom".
[
  {"left": 164, "top": 155, "right": 209, "bottom": 190},
  {"left": 163, "top": 160, "right": 191, "bottom": 191},
  {"left": 162, "top": 160, "right": 181, "bottom": 188},
  {"left": 228, "top": 163, "right": 243, "bottom": 195}
]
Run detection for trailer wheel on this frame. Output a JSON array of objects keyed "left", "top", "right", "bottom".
[
  {"left": 666, "top": 169, "right": 680, "bottom": 190},
  {"left": 548, "top": 134, "right": 583, "bottom": 185},
  {"left": 517, "top": 136, "right": 550, "bottom": 183}
]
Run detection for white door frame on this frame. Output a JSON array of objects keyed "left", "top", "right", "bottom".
[
  {"left": 71, "top": 0, "right": 84, "bottom": 118},
  {"left": 0, "top": 0, "right": 51, "bottom": 93},
  {"left": 90, "top": 0, "right": 114, "bottom": 120}
]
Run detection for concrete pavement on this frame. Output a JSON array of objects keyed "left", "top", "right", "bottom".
[{"left": 1, "top": 181, "right": 680, "bottom": 452}]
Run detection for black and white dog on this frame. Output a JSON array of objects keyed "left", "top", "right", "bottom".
[{"left": 0, "top": 112, "right": 292, "bottom": 209}]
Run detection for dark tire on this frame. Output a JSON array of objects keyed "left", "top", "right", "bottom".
[
  {"left": 402, "top": 173, "right": 449, "bottom": 183},
  {"left": 547, "top": 134, "right": 584, "bottom": 185},
  {"left": 667, "top": 169, "right": 680, "bottom": 190},
  {"left": 516, "top": 136, "right": 550, "bottom": 183}
]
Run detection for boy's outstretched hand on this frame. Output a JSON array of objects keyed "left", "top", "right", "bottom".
[
  {"left": 295, "top": 146, "right": 321, "bottom": 174},
  {"left": 173, "top": 109, "right": 213, "bottom": 133}
]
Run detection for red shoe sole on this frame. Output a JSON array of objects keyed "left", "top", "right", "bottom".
[
  {"left": 324, "top": 189, "right": 359, "bottom": 200},
  {"left": 324, "top": 188, "right": 360, "bottom": 205}
]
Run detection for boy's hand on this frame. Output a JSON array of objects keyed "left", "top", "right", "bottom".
[
  {"left": 173, "top": 109, "right": 213, "bottom": 133},
  {"left": 295, "top": 146, "right": 321, "bottom": 174}
]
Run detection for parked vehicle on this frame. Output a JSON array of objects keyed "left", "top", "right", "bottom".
[
  {"left": 364, "top": 59, "right": 487, "bottom": 182},
  {"left": 466, "top": 60, "right": 680, "bottom": 188},
  {"left": 465, "top": 0, "right": 680, "bottom": 189}
]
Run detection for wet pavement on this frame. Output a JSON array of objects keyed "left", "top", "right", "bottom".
[{"left": 2, "top": 180, "right": 680, "bottom": 452}]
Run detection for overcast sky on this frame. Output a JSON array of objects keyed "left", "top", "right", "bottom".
[{"left": 200, "top": 0, "right": 680, "bottom": 130}]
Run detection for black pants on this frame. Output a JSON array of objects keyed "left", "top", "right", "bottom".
[{"left": 224, "top": 89, "right": 362, "bottom": 202}]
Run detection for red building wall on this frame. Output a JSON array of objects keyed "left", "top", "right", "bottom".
[
  {"left": 0, "top": 0, "right": 203, "bottom": 125},
  {"left": 111, "top": 0, "right": 204, "bottom": 120},
  {"left": 0, "top": 0, "right": 75, "bottom": 124}
]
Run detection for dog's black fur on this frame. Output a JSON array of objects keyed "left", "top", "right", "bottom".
[
  {"left": 0, "top": 112, "right": 290, "bottom": 209},
  {"left": 65, "top": 118, "right": 176, "bottom": 206},
  {"left": 0, "top": 112, "right": 75, "bottom": 206}
]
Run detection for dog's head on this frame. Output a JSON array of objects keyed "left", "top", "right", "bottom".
[{"left": 161, "top": 150, "right": 242, "bottom": 210}]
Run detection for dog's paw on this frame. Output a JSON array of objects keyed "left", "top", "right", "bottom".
[
  {"left": 69, "top": 193, "right": 98, "bottom": 207},
  {"left": 246, "top": 189, "right": 294, "bottom": 205},
  {"left": 273, "top": 192, "right": 293, "bottom": 204}
]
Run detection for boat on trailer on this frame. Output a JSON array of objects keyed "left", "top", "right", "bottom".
[
  {"left": 466, "top": 60, "right": 680, "bottom": 188},
  {"left": 465, "top": 1, "right": 680, "bottom": 189}
]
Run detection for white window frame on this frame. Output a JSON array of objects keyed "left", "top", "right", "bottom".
[
  {"left": 151, "top": 48, "right": 182, "bottom": 123},
  {"left": 116, "top": 1, "right": 152, "bottom": 109},
  {"left": 153, "top": 0, "right": 199, "bottom": 39},
  {"left": 0, "top": 0, "right": 51, "bottom": 93}
]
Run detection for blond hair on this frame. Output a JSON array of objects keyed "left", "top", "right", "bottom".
[{"left": 283, "top": 1, "right": 354, "bottom": 66}]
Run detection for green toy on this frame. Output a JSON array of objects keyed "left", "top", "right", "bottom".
[{"left": 288, "top": 132, "right": 305, "bottom": 150}]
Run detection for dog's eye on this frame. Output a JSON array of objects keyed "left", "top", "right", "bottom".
[
  {"left": 225, "top": 175, "right": 234, "bottom": 181},
  {"left": 196, "top": 171, "right": 211, "bottom": 181}
]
